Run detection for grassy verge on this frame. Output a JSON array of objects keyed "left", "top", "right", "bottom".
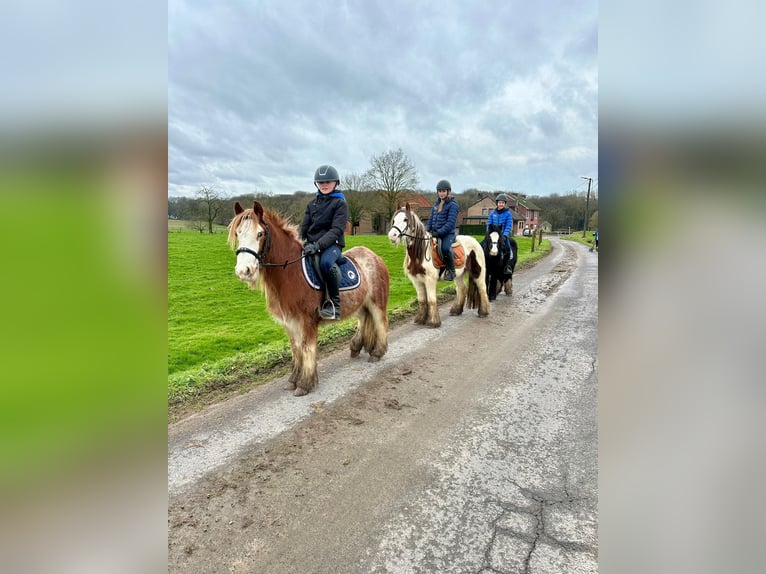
[
  {"left": 559, "top": 231, "right": 597, "bottom": 248},
  {"left": 168, "top": 230, "right": 551, "bottom": 418}
]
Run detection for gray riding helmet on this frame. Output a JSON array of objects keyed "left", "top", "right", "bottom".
[{"left": 314, "top": 165, "right": 340, "bottom": 185}]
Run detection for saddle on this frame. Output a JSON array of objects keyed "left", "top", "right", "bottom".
[
  {"left": 430, "top": 238, "right": 465, "bottom": 269},
  {"left": 301, "top": 254, "right": 361, "bottom": 292}
]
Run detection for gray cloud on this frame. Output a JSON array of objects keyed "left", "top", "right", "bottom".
[{"left": 169, "top": 0, "right": 598, "bottom": 196}]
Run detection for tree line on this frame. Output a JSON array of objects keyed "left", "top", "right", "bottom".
[{"left": 168, "top": 148, "right": 597, "bottom": 234}]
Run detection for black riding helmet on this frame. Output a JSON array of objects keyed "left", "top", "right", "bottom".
[
  {"left": 314, "top": 165, "right": 340, "bottom": 186},
  {"left": 495, "top": 193, "right": 509, "bottom": 203},
  {"left": 436, "top": 179, "right": 451, "bottom": 191}
]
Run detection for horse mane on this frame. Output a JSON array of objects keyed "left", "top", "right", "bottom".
[
  {"left": 404, "top": 207, "right": 428, "bottom": 276},
  {"left": 228, "top": 205, "right": 301, "bottom": 257}
]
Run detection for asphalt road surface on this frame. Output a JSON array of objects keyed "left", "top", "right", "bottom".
[{"left": 168, "top": 237, "right": 598, "bottom": 573}]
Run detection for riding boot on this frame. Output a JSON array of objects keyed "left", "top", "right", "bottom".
[
  {"left": 502, "top": 239, "right": 514, "bottom": 275},
  {"left": 442, "top": 250, "right": 456, "bottom": 281},
  {"left": 503, "top": 256, "right": 514, "bottom": 276},
  {"left": 319, "top": 264, "right": 342, "bottom": 320}
]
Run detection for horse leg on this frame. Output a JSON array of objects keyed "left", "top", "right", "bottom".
[
  {"left": 487, "top": 268, "right": 498, "bottom": 301},
  {"left": 365, "top": 302, "right": 389, "bottom": 362},
  {"left": 282, "top": 322, "right": 302, "bottom": 390},
  {"left": 476, "top": 273, "right": 490, "bottom": 317},
  {"left": 449, "top": 268, "right": 466, "bottom": 316},
  {"left": 350, "top": 307, "right": 367, "bottom": 358},
  {"left": 293, "top": 320, "right": 319, "bottom": 397},
  {"left": 412, "top": 280, "right": 428, "bottom": 324},
  {"left": 504, "top": 273, "right": 513, "bottom": 296},
  {"left": 424, "top": 277, "right": 441, "bottom": 328}
]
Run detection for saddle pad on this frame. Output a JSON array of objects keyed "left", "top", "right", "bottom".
[
  {"left": 301, "top": 256, "right": 362, "bottom": 292},
  {"left": 431, "top": 240, "right": 466, "bottom": 269}
]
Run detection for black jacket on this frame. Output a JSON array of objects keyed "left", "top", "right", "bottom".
[{"left": 299, "top": 192, "right": 348, "bottom": 249}]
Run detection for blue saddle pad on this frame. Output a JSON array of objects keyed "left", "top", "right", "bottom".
[{"left": 301, "top": 256, "right": 362, "bottom": 292}]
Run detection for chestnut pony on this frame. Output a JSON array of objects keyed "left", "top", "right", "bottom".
[{"left": 228, "top": 202, "right": 389, "bottom": 396}]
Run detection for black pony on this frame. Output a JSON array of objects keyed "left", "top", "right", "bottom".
[{"left": 480, "top": 224, "right": 518, "bottom": 301}]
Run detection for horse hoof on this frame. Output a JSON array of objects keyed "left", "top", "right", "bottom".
[
  {"left": 368, "top": 355, "right": 381, "bottom": 363},
  {"left": 284, "top": 382, "right": 297, "bottom": 390},
  {"left": 293, "top": 388, "right": 309, "bottom": 397},
  {"left": 350, "top": 349, "right": 361, "bottom": 358}
]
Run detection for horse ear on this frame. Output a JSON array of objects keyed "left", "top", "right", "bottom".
[
  {"left": 234, "top": 202, "right": 243, "bottom": 214},
  {"left": 253, "top": 201, "right": 264, "bottom": 219},
  {"left": 405, "top": 202, "right": 411, "bottom": 211}
]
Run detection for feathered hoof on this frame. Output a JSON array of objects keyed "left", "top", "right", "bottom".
[
  {"left": 368, "top": 355, "right": 381, "bottom": 363},
  {"left": 283, "top": 382, "right": 297, "bottom": 390},
  {"left": 293, "top": 387, "right": 309, "bottom": 397}
]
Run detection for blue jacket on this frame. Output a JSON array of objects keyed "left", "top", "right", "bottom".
[
  {"left": 426, "top": 196, "right": 459, "bottom": 239},
  {"left": 486, "top": 208, "right": 513, "bottom": 237}
]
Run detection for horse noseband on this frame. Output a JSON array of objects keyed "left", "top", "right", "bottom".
[{"left": 236, "top": 246, "right": 263, "bottom": 264}]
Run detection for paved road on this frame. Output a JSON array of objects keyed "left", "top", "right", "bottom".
[{"left": 169, "top": 238, "right": 598, "bottom": 573}]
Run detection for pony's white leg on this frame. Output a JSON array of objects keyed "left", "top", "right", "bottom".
[
  {"left": 365, "top": 303, "right": 389, "bottom": 361},
  {"left": 412, "top": 279, "right": 429, "bottom": 324},
  {"left": 350, "top": 307, "right": 367, "bottom": 358},
  {"left": 474, "top": 258, "right": 491, "bottom": 317},
  {"left": 285, "top": 317, "right": 318, "bottom": 396},
  {"left": 280, "top": 317, "right": 302, "bottom": 390},
  {"left": 450, "top": 266, "right": 467, "bottom": 316},
  {"left": 424, "top": 276, "right": 441, "bottom": 328}
]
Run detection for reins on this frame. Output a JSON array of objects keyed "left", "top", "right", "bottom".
[{"left": 235, "top": 247, "right": 307, "bottom": 269}]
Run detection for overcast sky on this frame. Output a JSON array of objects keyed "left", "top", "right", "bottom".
[{"left": 168, "top": 0, "right": 598, "bottom": 197}]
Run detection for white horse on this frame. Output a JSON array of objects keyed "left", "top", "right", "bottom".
[{"left": 388, "top": 203, "right": 490, "bottom": 328}]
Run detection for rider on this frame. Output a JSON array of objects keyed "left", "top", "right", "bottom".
[
  {"left": 300, "top": 165, "right": 348, "bottom": 320},
  {"left": 426, "top": 179, "right": 459, "bottom": 281},
  {"left": 486, "top": 193, "right": 514, "bottom": 275}
]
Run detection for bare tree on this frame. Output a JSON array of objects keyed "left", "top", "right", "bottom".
[
  {"left": 343, "top": 189, "right": 366, "bottom": 235},
  {"left": 195, "top": 186, "right": 223, "bottom": 234},
  {"left": 342, "top": 171, "right": 371, "bottom": 235},
  {"left": 365, "top": 148, "right": 419, "bottom": 222}
]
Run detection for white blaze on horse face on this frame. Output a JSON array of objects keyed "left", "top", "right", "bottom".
[
  {"left": 489, "top": 231, "right": 500, "bottom": 256},
  {"left": 234, "top": 217, "right": 263, "bottom": 284},
  {"left": 388, "top": 211, "right": 408, "bottom": 244}
]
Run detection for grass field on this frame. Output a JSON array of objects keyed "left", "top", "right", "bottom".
[{"left": 168, "top": 226, "right": 551, "bottom": 407}]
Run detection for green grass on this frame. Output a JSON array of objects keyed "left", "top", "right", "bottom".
[
  {"left": 168, "top": 230, "right": 550, "bottom": 408},
  {"left": 559, "top": 231, "right": 597, "bottom": 248}
]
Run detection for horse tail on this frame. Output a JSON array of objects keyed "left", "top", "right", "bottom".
[
  {"left": 466, "top": 251, "right": 480, "bottom": 309},
  {"left": 468, "top": 249, "right": 482, "bottom": 279}
]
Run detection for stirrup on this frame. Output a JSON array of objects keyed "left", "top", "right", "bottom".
[{"left": 319, "top": 299, "right": 341, "bottom": 320}]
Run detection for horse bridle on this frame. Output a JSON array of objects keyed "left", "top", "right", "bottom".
[
  {"left": 234, "top": 222, "right": 309, "bottom": 269},
  {"left": 391, "top": 211, "right": 430, "bottom": 242}
]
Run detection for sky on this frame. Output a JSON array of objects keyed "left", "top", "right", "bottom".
[{"left": 168, "top": 0, "right": 598, "bottom": 197}]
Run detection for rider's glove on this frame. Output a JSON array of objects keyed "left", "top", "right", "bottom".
[{"left": 302, "top": 242, "right": 319, "bottom": 256}]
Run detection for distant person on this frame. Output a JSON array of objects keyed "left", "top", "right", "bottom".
[
  {"left": 487, "top": 193, "right": 514, "bottom": 275},
  {"left": 593, "top": 229, "right": 599, "bottom": 251},
  {"left": 426, "top": 179, "right": 459, "bottom": 281},
  {"left": 300, "top": 165, "right": 348, "bottom": 320}
]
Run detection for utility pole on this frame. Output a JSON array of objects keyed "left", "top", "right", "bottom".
[{"left": 581, "top": 176, "right": 593, "bottom": 237}]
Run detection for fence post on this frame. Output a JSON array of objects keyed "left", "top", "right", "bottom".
[{"left": 530, "top": 229, "right": 535, "bottom": 252}]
